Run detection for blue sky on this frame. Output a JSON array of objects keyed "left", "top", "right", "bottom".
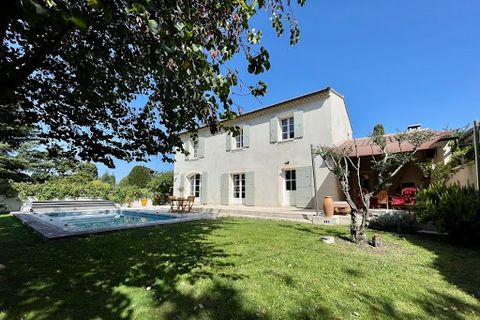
[{"left": 98, "top": 0, "right": 480, "bottom": 180}]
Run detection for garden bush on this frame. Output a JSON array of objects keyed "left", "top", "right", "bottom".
[
  {"left": 368, "top": 212, "right": 419, "bottom": 233},
  {"left": 148, "top": 171, "right": 173, "bottom": 205},
  {"left": 415, "top": 184, "right": 480, "bottom": 245}
]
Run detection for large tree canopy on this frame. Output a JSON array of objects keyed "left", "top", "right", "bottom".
[{"left": 1, "top": 0, "right": 305, "bottom": 168}]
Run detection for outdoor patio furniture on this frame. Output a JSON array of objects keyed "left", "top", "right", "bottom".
[
  {"left": 333, "top": 201, "right": 351, "bottom": 215},
  {"left": 391, "top": 187, "right": 417, "bottom": 210},
  {"left": 168, "top": 196, "right": 195, "bottom": 213},
  {"left": 168, "top": 195, "right": 177, "bottom": 212},
  {"left": 184, "top": 196, "right": 195, "bottom": 212},
  {"left": 376, "top": 190, "right": 389, "bottom": 209}
]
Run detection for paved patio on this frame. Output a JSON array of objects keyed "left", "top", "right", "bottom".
[{"left": 134, "top": 204, "right": 406, "bottom": 225}]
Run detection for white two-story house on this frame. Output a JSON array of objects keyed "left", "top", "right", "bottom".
[{"left": 173, "top": 87, "right": 353, "bottom": 208}]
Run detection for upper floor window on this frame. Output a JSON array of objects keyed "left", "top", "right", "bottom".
[
  {"left": 192, "top": 140, "right": 199, "bottom": 158},
  {"left": 281, "top": 117, "right": 294, "bottom": 140},
  {"left": 234, "top": 129, "right": 244, "bottom": 149}
]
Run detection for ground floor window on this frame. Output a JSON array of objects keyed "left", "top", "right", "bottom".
[
  {"left": 189, "top": 174, "right": 201, "bottom": 197},
  {"left": 285, "top": 169, "right": 296, "bottom": 191},
  {"left": 232, "top": 173, "right": 245, "bottom": 200}
]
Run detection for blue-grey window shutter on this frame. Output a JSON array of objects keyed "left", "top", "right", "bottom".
[
  {"left": 226, "top": 134, "right": 231, "bottom": 152},
  {"left": 295, "top": 166, "right": 313, "bottom": 208},
  {"left": 220, "top": 173, "right": 229, "bottom": 205},
  {"left": 185, "top": 140, "right": 191, "bottom": 160},
  {"left": 198, "top": 137, "right": 205, "bottom": 158},
  {"left": 243, "top": 125, "right": 250, "bottom": 148},
  {"left": 294, "top": 110, "right": 303, "bottom": 139},
  {"left": 201, "top": 172, "right": 207, "bottom": 204},
  {"left": 179, "top": 173, "right": 186, "bottom": 196},
  {"left": 244, "top": 171, "right": 255, "bottom": 206},
  {"left": 270, "top": 117, "right": 278, "bottom": 143}
]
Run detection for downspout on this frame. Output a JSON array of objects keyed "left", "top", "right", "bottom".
[
  {"left": 474, "top": 120, "right": 480, "bottom": 190},
  {"left": 310, "top": 144, "right": 319, "bottom": 215}
]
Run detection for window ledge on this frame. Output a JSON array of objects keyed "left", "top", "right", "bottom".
[
  {"left": 278, "top": 138, "right": 297, "bottom": 144},
  {"left": 187, "top": 157, "right": 200, "bottom": 161},
  {"left": 231, "top": 147, "right": 247, "bottom": 152}
]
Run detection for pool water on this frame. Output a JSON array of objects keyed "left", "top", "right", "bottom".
[{"left": 40, "top": 210, "right": 178, "bottom": 231}]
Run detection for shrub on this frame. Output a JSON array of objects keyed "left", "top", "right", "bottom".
[
  {"left": 13, "top": 178, "right": 112, "bottom": 201},
  {"left": 148, "top": 171, "right": 173, "bottom": 205},
  {"left": 415, "top": 185, "right": 480, "bottom": 245},
  {"left": 369, "top": 212, "right": 419, "bottom": 233}
]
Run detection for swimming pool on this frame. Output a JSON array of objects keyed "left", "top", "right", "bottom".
[{"left": 14, "top": 209, "right": 211, "bottom": 239}]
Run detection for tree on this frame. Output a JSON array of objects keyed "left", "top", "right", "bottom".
[
  {"left": 2, "top": 0, "right": 306, "bottom": 168},
  {"left": 0, "top": 131, "right": 79, "bottom": 196},
  {"left": 100, "top": 172, "right": 116, "bottom": 186},
  {"left": 74, "top": 163, "right": 98, "bottom": 181},
  {"left": 314, "top": 127, "right": 434, "bottom": 243},
  {"left": 148, "top": 171, "right": 174, "bottom": 204},
  {"left": 123, "top": 165, "right": 153, "bottom": 188}
]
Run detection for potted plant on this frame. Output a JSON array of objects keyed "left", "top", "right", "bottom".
[
  {"left": 139, "top": 188, "right": 152, "bottom": 207},
  {"left": 177, "top": 186, "right": 185, "bottom": 198}
]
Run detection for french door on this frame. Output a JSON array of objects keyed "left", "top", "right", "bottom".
[
  {"left": 283, "top": 169, "right": 296, "bottom": 206},
  {"left": 232, "top": 173, "right": 245, "bottom": 204}
]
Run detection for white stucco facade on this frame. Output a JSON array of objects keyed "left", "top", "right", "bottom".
[{"left": 173, "top": 88, "right": 353, "bottom": 208}]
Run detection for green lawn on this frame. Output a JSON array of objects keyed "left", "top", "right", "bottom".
[{"left": 0, "top": 215, "right": 479, "bottom": 320}]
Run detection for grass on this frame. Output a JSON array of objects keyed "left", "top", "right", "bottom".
[{"left": 0, "top": 215, "right": 479, "bottom": 320}]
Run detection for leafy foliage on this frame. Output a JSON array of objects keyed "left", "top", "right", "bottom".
[
  {"left": 415, "top": 185, "right": 480, "bottom": 245},
  {"left": 122, "top": 165, "right": 154, "bottom": 188},
  {"left": 417, "top": 140, "right": 475, "bottom": 186},
  {"left": 12, "top": 163, "right": 157, "bottom": 205},
  {"left": 368, "top": 212, "right": 419, "bottom": 233},
  {"left": 12, "top": 176, "right": 110, "bottom": 201},
  {"left": 0, "top": 129, "right": 81, "bottom": 197},
  {"left": 148, "top": 171, "right": 174, "bottom": 205},
  {"left": 99, "top": 172, "right": 116, "bottom": 186},
  {"left": 2, "top": 0, "right": 306, "bottom": 167}
]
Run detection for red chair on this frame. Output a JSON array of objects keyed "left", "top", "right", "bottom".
[{"left": 391, "top": 187, "right": 417, "bottom": 209}]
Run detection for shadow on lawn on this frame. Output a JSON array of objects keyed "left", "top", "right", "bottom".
[
  {"left": 354, "top": 289, "right": 480, "bottom": 320},
  {"left": 402, "top": 233, "right": 480, "bottom": 299},
  {"left": 0, "top": 217, "right": 260, "bottom": 319}
]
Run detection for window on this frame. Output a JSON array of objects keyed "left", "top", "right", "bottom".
[
  {"left": 192, "top": 140, "right": 199, "bottom": 158},
  {"left": 234, "top": 129, "right": 244, "bottom": 149},
  {"left": 285, "top": 169, "right": 296, "bottom": 191},
  {"left": 189, "top": 174, "right": 201, "bottom": 197},
  {"left": 232, "top": 173, "right": 245, "bottom": 199},
  {"left": 281, "top": 117, "right": 294, "bottom": 140}
]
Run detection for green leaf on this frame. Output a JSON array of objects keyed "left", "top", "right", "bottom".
[
  {"left": 28, "top": 0, "right": 49, "bottom": 16},
  {"left": 68, "top": 16, "right": 88, "bottom": 30},
  {"left": 147, "top": 19, "right": 159, "bottom": 34},
  {"left": 87, "top": 0, "right": 102, "bottom": 10}
]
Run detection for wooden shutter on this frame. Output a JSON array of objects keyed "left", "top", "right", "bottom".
[
  {"left": 270, "top": 117, "right": 278, "bottom": 143},
  {"left": 220, "top": 173, "right": 229, "bottom": 205},
  {"left": 243, "top": 125, "right": 250, "bottom": 148},
  {"left": 295, "top": 166, "right": 313, "bottom": 208},
  {"left": 226, "top": 133, "right": 231, "bottom": 152},
  {"left": 294, "top": 110, "right": 304, "bottom": 139},
  {"left": 244, "top": 171, "right": 255, "bottom": 206},
  {"left": 201, "top": 172, "right": 208, "bottom": 204},
  {"left": 198, "top": 137, "right": 205, "bottom": 158}
]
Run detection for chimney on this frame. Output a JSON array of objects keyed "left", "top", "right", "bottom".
[{"left": 407, "top": 124, "right": 422, "bottom": 131}]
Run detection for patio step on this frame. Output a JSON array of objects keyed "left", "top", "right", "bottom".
[{"left": 194, "top": 206, "right": 351, "bottom": 225}]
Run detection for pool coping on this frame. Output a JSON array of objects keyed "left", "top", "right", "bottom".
[{"left": 12, "top": 210, "right": 213, "bottom": 240}]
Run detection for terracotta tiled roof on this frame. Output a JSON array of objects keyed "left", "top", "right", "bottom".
[{"left": 339, "top": 130, "right": 453, "bottom": 157}]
